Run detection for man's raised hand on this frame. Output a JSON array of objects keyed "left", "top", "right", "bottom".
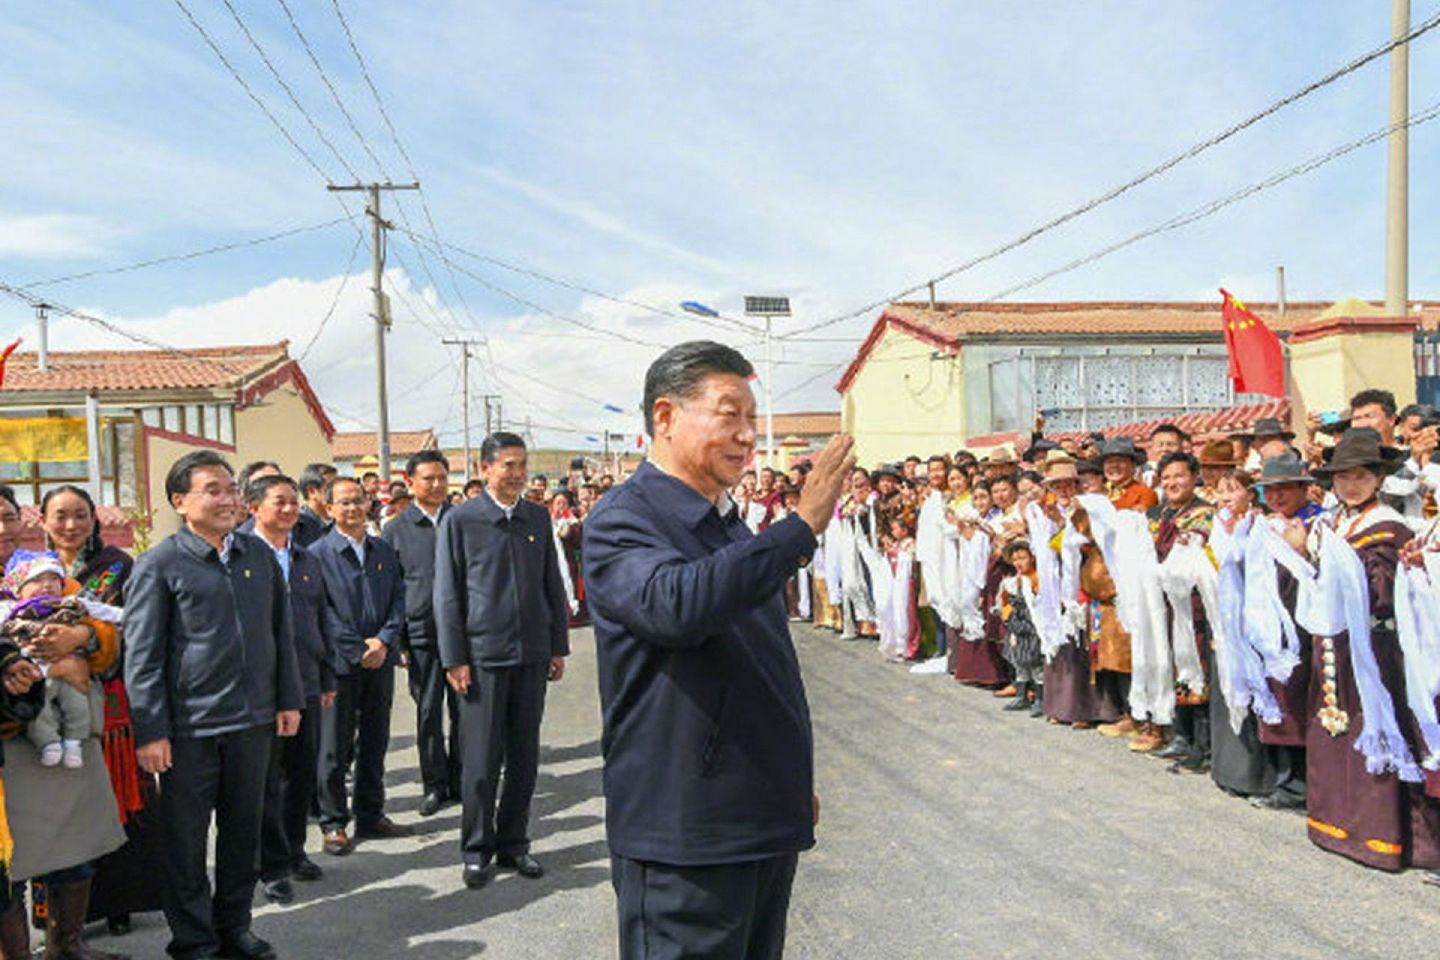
[{"left": 798, "top": 434, "right": 857, "bottom": 536}]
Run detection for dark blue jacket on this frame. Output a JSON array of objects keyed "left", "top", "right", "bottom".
[
  {"left": 380, "top": 502, "right": 449, "bottom": 649},
  {"left": 292, "top": 507, "right": 331, "bottom": 549},
  {"left": 123, "top": 526, "right": 303, "bottom": 744},
  {"left": 310, "top": 529, "right": 406, "bottom": 676},
  {"left": 434, "top": 492, "right": 569, "bottom": 670},
  {"left": 582, "top": 461, "right": 817, "bottom": 866},
  {"left": 284, "top": 539, "right": 337, "bottom": 702}
]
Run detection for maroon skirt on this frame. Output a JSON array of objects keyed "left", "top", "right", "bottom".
[{"left": 1043, "top": 643, "right": 1121, "bottom": 724}]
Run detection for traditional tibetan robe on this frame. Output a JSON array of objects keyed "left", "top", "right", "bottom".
[
  {"left": 1302, "top": 504, "right": 1440, "bottom": 871},
  {"left": 1109, "top": 478, "right": 1159, "bottom": 514},
  {"left": 953, "top": 510, "right": 1017, "bottom": 686},
  {"left": 1043, "top": 509, "right": 1122, "bottom": 725}
]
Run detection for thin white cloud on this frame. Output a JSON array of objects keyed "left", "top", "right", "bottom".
[{"left": 0, "top": 213, "right": 112, "bottom": 259}]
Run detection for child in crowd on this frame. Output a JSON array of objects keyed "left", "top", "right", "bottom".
[
  {"left": 997, "top": 541, "right": 1044, "bottom": 716},
  {"left": 1, "top": 550, "right": 121, "bottom": 768}
]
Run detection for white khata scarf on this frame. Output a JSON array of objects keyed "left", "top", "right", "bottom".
[
  {"left": 1295, "top": 524, "right": 1422, "bottom": 782},
  {"left": 915, "top": 491, "right": 950, "bottom": 613},
  {"left": 1393, "top": 520, "right": 1440, "bottom": 769},
  {"left": 1155, "top": 537, "right": 1212, "bottom": 700},
  {"left": 1075, "top": 495, "right": 1175, "bottom": 719},
  {"left": 1208, "top": 512, "right": 1281, "bottom": 732},
  {"left": 822, "top": 526, "right": 845, "bottom": 605},
  {"left": 942, "top": 519, "right": 991, "bottom": 641},
  {"left": 1242, "top": 516, "right": 1309, "bottom": 682},
  {"left": 1024, "top": 502, "right": 1066, "bottom": 659},
  {"left": 1059, "top": 515, "right": 1089, "bottom": 639}
]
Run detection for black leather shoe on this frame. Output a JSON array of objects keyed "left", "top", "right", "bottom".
[
  {"left": 1249, "top": 791, "right": 1305, "bottom": 811},
  {"left": 497, "top": 853, "right": 544, "bottom": 879},
  {"left": 292, "top": 857, "right": 323, "bottom": 882},
  {"left": 1423, "top": 869, "right": 1440, "bottom": 888},
  {"left": 419, "top": 792, "right": 445, "bottom": 818},
  {"left": 355, "top": 816, "right": 414, "bottom": 839},
  {"left": 1150, "top": 738, "right": 1191, "bottom": 760},
  {"left": 262, "top": 878, "right": 294, "bottom": 904},
  {"left": 462, "top": 863, "right": 491, "bottom": 889},
  {"left": 218, "top": 929, "right": 277, "bottom": 960}
]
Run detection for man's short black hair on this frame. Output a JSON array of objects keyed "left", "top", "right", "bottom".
[
  {"left": 1351, "top": 388, "right": 1398, "bottom": 418},
  {"left": 927, "top": 455, "right": 949, "bottom": 467},
  {"left": 237, "top": 460, "right": 280, "bottom": 495},
  {"left": 1157, "top": 451, "right": 1200, "bottom": 478},
  {"left": 642, "top": 341, "right": 754, "bottom": 436},
  {"left": 361, "top": 471, "right": 379, "bottom": 482},
  {"left": 324, "top": 475, "right": 365, "bottom": 504},
  {"left": 166, "top": 450, "right": 234, "bottom": 503},
  {"left": 1019, "top": 470, "right": 1044, "bottom": 486},
  {"left": 1151, "top": 423, "right": 1188, "bottom": 441},
  {"left": 406, "top": 449, "right": 450, "bottom": 476},
  {"left": 463, "top": 478, "right": 484, "bottom": 493},
  {"left": 989, "top": 473, "right": 1018, "bottom": 489},
  {"left": 481, "top": 432, "right": 527, "bottom": 465},
  {"left": 299, "top": 463, "right": 334, "bottom": 498},
  {"left": 244, "top": 473, "right": 297, "bottom": 507}
]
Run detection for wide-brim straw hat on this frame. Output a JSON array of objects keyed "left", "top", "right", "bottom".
[
  {"left": 984, "top": 445, "right": 1019, "bottom": 467},
  {"left": 1041, "top": 450, "right": 1079, "bottom": 483},
  {"left": 1310, "top": 428, "right": 1405, "bottom": 477}
]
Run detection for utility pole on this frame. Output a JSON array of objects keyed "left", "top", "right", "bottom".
[
  {"left": 442, "top": 338, "right": 486, "bottom": 480},
  {"left": 328, "top": 181, "right": 420, "bottom": 480},
  {"left": 482, "top": 395, "right": 502, "bottom": 438},
  {"left": 1386, "top": 0, "right": 1410, "bottom": 317}
]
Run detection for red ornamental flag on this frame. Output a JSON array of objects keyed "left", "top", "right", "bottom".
[{"left": 1220, "top": 289, "right": 1284, "bottom": 398}]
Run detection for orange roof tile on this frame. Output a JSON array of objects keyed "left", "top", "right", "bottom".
[
  {"left": 331, "top": 429, "right": 439, "bottom": 460},
  {"left": 1, "top": 343, "right": 289, "bottom": 393},
  {"left": 769, "top": 411, "right": 840, "bottom": 436}
]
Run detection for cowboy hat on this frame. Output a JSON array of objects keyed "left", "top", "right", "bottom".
[
  {"left": 1311, "top": 428, "right": 1405, "bottom": 477},
  {"left": 1097, "top": 436, "right": 1146, "bottom": 464},
  {"left": 1197, "top": 439, "right": 1238, "bottom": 467},
  {"left": 1233, "top": 416, "right": 1296, "bottom": 442},
  {"left": 1076, "top": 457, "right": 1103, "bottom": 476},
  {"left": 984, "top": 445, "right": 1018, "bottom": 467},
  {"left": 1252, "top": 452, "right": 1314, "bottom": 487},
  {"left": 1041, "top": 450, "right": 1079, "bottom": 483}
]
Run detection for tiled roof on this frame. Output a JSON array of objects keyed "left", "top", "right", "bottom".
[
  {"left": 885, "top": 300, "right": 1440, "bottom": 339},
  {"left": 1, "top": 343, "right": 289, "bottom": 393},
  {"left": 1043, "top": 400, "right": 1292, "bottom": 448},
  {"left": 331, "top": 429, "right": 439, "bottom": 460},
  {"left": 769, "top": 411, "right": 840, "bottom": 436}
]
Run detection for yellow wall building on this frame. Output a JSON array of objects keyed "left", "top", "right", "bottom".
[
  {"left": 0, "top": 342, "right": 336, "bottom": 545},
  {"left": 837, "top": 300, "right": 1440, "bottom": 466}
]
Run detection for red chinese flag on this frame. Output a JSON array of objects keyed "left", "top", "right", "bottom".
[
  {"left": 0, "top": 339, "right": 19, "bottom": 389},
  {"left": 1220, "top": 289, "right": 1284, "bottom": 398}
]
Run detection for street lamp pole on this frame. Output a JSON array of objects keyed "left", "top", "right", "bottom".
[{"left": 764, "top": 315, "right": 774, "bottom": 469}]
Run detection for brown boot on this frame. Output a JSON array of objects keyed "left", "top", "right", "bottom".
[
  {"left": 0, "top": 897, "right": 28, "bottom": 960},
  {"left": 43, "top": 880, "right": 129, "bottom": 960},
  {"left": 1128, "top": 722, "right": 1167, "bottom": 753},
  {"left": 1096, "top": 715, "right": 1138, "bottom": 738}
]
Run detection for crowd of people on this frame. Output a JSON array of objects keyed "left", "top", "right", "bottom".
[
  {"left": 0, "top": 437, "right": 611, "bottom": 960},
  {"left": 783, "top": 386, "right": 1440, "bottom": 884}
]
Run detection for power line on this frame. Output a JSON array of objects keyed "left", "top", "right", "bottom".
[
  {"left": 397, "top": 225, "right": 764, "bottom": 337},
  {"left": 171, "top": 0, "right": 333, "bottom": 183},
  {"left": 986, "top": 96, "right": 1440, "bottom": 302},
  {"left": 21, "top": 216, "right": 353, "bottom": 288},
  {"left": 297, "top": 228, "right": 367, "bottom": 362},
  {"left": 391, "top": 233, "right": 667, "bottom": 348},
  {"left": 783, "top": 8, "right": 1440, "bottom": 339},
  {"left": 218, "top": 0, "right": 360, "bottom": 181}
]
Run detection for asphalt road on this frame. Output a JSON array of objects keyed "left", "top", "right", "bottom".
[{"left": 90, "top": 624, "right": 1440, "bottom": 959}]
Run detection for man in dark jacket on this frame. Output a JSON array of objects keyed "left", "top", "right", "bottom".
[
  {"left": 381, "top": 450, "right": 459, "bottom": 817},
  {"left": 434, "top": 432, "right": 569, "bottom": 890},
  {"left": 311, "top": 476, "right": 411, "bottom": 855},
  {"left": 124, "top": 450, "right": 302, "bottom": 960},
  {"left": 292, "top": 463, "right": 336, "bottom": 548},
  {"left": 247, "top": 474, "right": 338, "bottom": 905},
  {"left": 583, "top": 342, "right": 853, "bottom": 960}
]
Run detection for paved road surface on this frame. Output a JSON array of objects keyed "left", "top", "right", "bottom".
[{"left": 91, "top": 624, "right": 1440, "bottom": 959}]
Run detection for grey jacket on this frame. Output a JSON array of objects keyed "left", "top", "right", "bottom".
[
  {"left": 379, "top": 502, "right": 449, "bottom": 649},
  {"left": 123, "top": 526, "right": 303, "bottom": 744},
  {"left": 434, "top": 492, "right": 569, "bottom": 670}
]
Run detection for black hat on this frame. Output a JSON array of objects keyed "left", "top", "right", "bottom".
[
  {"left": 1023, "top": 438, "right": 1058, "bottom": 463},
  {"left": 1097, "top": 436, "right": 1146, "bottom": 464},
  {"left": 1076, "top": 457, "right": 1103, "bottom": 476},
  {"left": 1311, "top": 428, "right": 1405, "bottom": 478},
  {"left": 874, "top": 463, "right": 903, "bottom": 481},
  {"left": 1235, "top": 416, "right": 1296, "bottom": 442},
  {"left": 1252, "top": 452, "right": 1313, "bottom": 487}
]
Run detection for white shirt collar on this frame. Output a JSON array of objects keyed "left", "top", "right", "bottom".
[{"left": 337, "top": 527, "right": 366, "bottom": 562}]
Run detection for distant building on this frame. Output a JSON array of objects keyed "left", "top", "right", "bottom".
[
  {"left": 331, "top": 429, "right": 439, "bottom": 483},
  {"left": 837, "top": 299, "right": 1440, "bottom": 464},
  {"left": 755, "top": 411, "right": 841, "bottom": 470},
  {"left": 0, "top": 341, "right": 335, "bottom": 542}
]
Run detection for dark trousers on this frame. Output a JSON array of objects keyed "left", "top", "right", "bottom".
[
  {"left": 458, "top": 661, "right": 547, "bottom": 865},
  {"left": 612, "top": 853, "right": 798, "bottom": 960},
  {"left": 319, "top": 665, "right": 394, "bottom": 831},
  {"left": 407, "top": 644, "right": 461, "bottom": 798},
  {"left": 260, "top": 701, "right": 321, "bottom": 880},
  {"left": 158, "top": 724, "right": 272, "bottom": 960}
]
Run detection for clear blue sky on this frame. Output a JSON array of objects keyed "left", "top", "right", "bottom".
[{"left": 1, "top": 1, "right": 1436, "bottom": 447}]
